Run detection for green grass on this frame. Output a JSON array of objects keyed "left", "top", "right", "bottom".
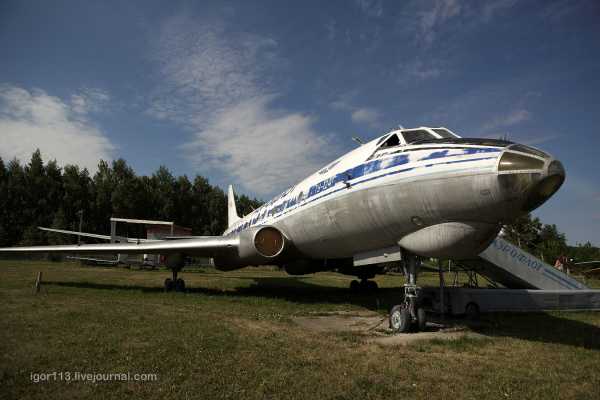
[{"left": 1, "top": 260, "right": 600, "bottom": 399}]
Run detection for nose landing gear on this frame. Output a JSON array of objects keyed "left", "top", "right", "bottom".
[{"left": 389, "top": 252, "right": 427, "bottom": 333}]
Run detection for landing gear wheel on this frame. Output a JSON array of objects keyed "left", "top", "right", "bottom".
[
  {"left": 175, "top": 278, "right": 186, "bottom": 292},
  {"left": 389, "top": 305, "right": 411, "bottom": 333},
  {"left": 164, "top": 278, "right": 174, "bottom": 292},
  {"left": 415, "top": 307, "right": 427, "bottom": 332},
  {"left": 350, "top": 280, "right": 360, "bottom": 292},
  {"left": 357, "top": 280, "right": 378, "bottom": 292},
  {"left": 465, "top": 302, "right": 480, "bottom": 321}
]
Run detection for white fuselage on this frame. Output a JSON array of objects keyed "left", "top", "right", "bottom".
[{"left": 224, "top": 128, "right": 564, "bottom": 261}]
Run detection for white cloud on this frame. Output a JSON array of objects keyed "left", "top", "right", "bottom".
[
  {"left": 351, "top": 108, "right": 381, "bottom": 127},
  {"left": 149, "top": 15, "right": 338, "bottom": 196},
  {"left": 0, "top": 85, "right": 114, "bottom": 172},
  {"left": 185, "top": 96, "right": 330, "bottom": 194}
]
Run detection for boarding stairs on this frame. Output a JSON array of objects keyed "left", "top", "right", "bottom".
[
  {"left": 428, "top": 236, "right": 600, "bottom": 315},
  {"left": 467, "top": 236, "right": 588, "bottom": 290}
]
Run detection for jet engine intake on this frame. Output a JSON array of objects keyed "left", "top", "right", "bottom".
[{"left": 214, "top": 226, "right": 287, "bottom": 270}]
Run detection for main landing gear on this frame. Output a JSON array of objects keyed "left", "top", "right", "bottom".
[
  {"left": 164, "top": 268, "right": 186, "bottom": 292},
  {"left": 389, "top": 252, "right": 427, "bottom": 333},
  {"left": 350, "top": 273, "right": 379, "bottom": 292}
]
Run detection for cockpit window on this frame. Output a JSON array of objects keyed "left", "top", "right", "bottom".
[
  {"left": 401, "top": 130, "right": 436, "bottom": 144},
  {"left": 432, "top": 128, "right": 457, "bottom": 138},
  {"left": 379, "top": 133, "right": 401, "bottom": 148},
  {"left": 376, "top": 134, "right": 390, "bottom": 145}
]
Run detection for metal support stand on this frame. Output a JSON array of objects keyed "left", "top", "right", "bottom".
[{"left": 34, "top": 271, "right": 43, "bottom": 294}]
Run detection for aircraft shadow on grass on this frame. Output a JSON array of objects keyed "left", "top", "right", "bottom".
[{"left": 46, "top": 277, "right": 600, "bottom": 351}]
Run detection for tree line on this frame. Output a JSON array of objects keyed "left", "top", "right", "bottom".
[
  {"left": 0, "top": 150, "right": 598, "bottom": 266},
  {"left": 0, "top": 150, "right": 262, "bottom": 246},
  {"left": 502, "top": 214, "right": 599, "bottom": 267}
]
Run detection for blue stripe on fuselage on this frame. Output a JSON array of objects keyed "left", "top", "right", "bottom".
[{"left": 228, "top": 147, "right": 501, "bottom": 234}]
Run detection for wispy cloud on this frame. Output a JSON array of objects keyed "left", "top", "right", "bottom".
[
  {"left": 406, "top": 0, "right": 518, "bottom": 46},
  {"left": 355, "top": 0, "right": 384, "bottom": 18},
  {"left": 540, "top": 0, "right": 591, "bottom": 22},
  {"left": 351, "top": 108, "right": 382, "bottom": 128},
  {"left": 482, "top": 109, "right": 531, "bottom": 132},
  {"left": 0, "top": 85, "right": 114, "bottom": 172},
  {"left": 70, "top": 87, "right": 110, "bottom": 115},
  {"left": 397, "top": 58, "right": 443, "bottom": 83},
  {"left": 148, "top": 14, "right": 338, "bottom": 195},
  {"left": 418, "top": 0, "right": 462, "bottom": 46},
  {"left": 330, "top": 91, "right": 383, "bottom": 130},
  {"left": 481, "top": 0, "right": 518, "bottom": 22},
  {"left": 519, "top": 133, "right": 560, "bottom": 146}
]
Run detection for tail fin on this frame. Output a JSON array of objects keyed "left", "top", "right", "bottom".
[{"left": 227, "top": 185, "right": 241, "bottom": 228}]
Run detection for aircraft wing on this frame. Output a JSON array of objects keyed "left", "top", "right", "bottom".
[
  {"left": 38, "top": 227, "right": 156, "bottom": 243},
  {"left": 0, "top": 236, "right": 238, "bottom": 256}
]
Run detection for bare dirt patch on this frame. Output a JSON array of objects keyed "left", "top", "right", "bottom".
[{"left": 293, "top": 311, "right": 487, "bottom": 346}]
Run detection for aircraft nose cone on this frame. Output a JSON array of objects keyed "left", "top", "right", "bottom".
[
  {"left": 522, "top": 158, "right": 565, "bottom": 212},
  {"left": 497, "top": 146, "right": 566, "bottom": 214}
]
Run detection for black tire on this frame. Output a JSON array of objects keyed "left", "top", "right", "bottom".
[
  {"left": 416, "top": 307, "right": 427, "bottom": 332},
  {"left": 164, "top": 278, "right": 174, "bottom": 292},
  {"left": 175, "top": 278, "right": 186, "bottom": 292},
  {"left": 389, "top": 305, "right": 411, "bottom": 333},
  {"left": 367, "top": 280, "right": 379, "bottom": 291},
  {"left": 465, "top": 302, "right": 480, "bottom": 320},
  {"left": 350, "top": 280, "right": 360, "bottom": 292}
]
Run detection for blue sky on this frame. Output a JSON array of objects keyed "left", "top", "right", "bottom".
[{"left": 0, "top": 0, "right": 598, "bottom": 245}]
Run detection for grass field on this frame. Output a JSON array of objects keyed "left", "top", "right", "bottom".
[{"left": 1, "top": 260, "right": 600, "bottom": 399}]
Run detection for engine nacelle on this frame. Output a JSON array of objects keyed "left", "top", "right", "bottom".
[{"left": 213, "top": 226, "right": 286, "bottom": 270}]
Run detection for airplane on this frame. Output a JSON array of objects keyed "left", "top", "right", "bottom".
[{"left": 0, "top": 126, "right": 565, "bottom": 333}]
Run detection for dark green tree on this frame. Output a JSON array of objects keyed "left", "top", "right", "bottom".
[
  {"left": 5, "top": 158, "right": 27, "bottom": 245},
  {"left": 0, "top": 157, "right": 8, "bottom": 246}
]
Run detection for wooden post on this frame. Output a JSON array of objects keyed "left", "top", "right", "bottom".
[
  {"left": 34, "top": 271, "right": 42, "bottom": 294},
  {"left": 438, "top": 259, "right": 445, "bottom": 320}
]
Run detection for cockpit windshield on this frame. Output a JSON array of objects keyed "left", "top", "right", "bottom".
[
  {"left": 401, "top": 129, "right": 436, "bottom": 144},
  {"left": 431, "top": 128, "right": 458, "bottom": 138},
  {"left": 379, "top": 133, "right": 401, "bottom": 148}
]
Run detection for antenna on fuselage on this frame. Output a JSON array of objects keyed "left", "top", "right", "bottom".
[{"left": 352, "top": 136, "right": 365, "bottom": 145}]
